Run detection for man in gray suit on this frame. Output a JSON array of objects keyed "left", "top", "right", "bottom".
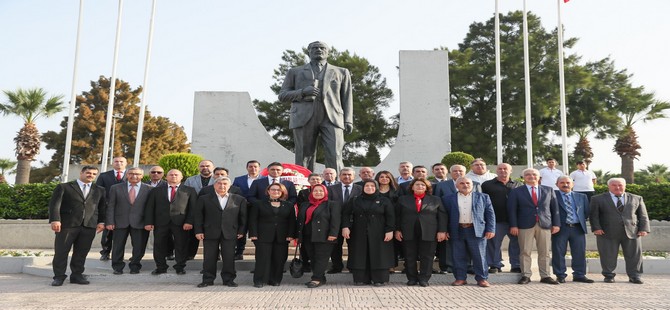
[
  {"left": 279, "top": 41, "right": 353, "bottom": 172},
  {"left": 184, "top": 160, "right": 215, "bottom": 193},
  {"left": 106, "top": 167, "right": 152, "bottom": 274},
  {"left": 590, "top": 178, "right": 650, "bottom": 284}
]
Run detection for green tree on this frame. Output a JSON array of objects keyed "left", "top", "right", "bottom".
[
  {"left": 1, "top": 88, "right": 65, "bottom": 184},
  {"left": 253, "top": 47, "right": 396, "bottom": 166},
  {"left": 41, "top": 76, "right": 190, "bottom": 180},
  {"left": 638, "top": 164, "right": 670, "bottom": 184},
  {"left": 0, "top": 158, "right": 17, "bottom": 184}
]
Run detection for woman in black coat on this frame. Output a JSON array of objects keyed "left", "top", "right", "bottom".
[
  {"left": 395, "top": 178, "right": 448, "bottom": 287},
  {"left": 342, "top": 179, "right": 395, "bottom": 286},
  {"left": 297, "top": 184, "right": 341, "bottom": 288},
  {"left": 249, "top": 183, "right": 296, "bottom": 287},
  {"left": 375, "top": 170, "right": 402, "bottom": 269}
]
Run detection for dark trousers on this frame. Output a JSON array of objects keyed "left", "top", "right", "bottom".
[
  {"left": 153, "top": 223, "right": 188, "bottom": 271},
  {"left": 403, "top": 238, "right": 437, "bottom": 283},
  {"left": 52, "top": 226, "right": 96, "bottom": 280},
  {"left": 393, "top": 239, "right": 404, "bottom": 267},
  {"left": 436, "top": 240, "right": 453, "bottom": 270},
  {"left": 235, "top": 235, "right": 247, "bottom": 256},
  {"left": 486, "top": 221, "right": 520, "bottom": 269},
  {"left": 186, "top": 230, "right": 200, "bottom": 258},
  {"left": 451, "top": 226, "right": 488, "bottom": 281},
  {"left": 253, "top": 240, "right": 289, "bottom": 285},
  {"left": 596, "top": 233, "right": 643, "bottom": 279},
  {"left": 100, "top": 228, "right": 113, "bottom": 255},
  {"left": 111, "top": 227, "right": 150, "bottom": 272},
  {"left": 350, "top": 248, "right": 390, "bottom": 284},
  {"left": 202, "top": 237, "right": 237, "bottom": 284},
  {"left": 329, "top": 234, "right": 346, "bottom": 271},
  {"left": 302, "top": 234, "right": 334, "bottom": 282},
  {"left": 551, "top": 225, "right": 588, "bottom": 279}
]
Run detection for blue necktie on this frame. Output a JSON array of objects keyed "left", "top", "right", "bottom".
[{"left": 564, "top": 193, "right": 576, "bottom": 224}]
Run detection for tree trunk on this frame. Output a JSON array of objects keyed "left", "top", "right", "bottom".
[
  {"left": 14, "top": 159, "right": 31, "bottom": 184},
  {"left": 620, "top": 155, "right": 635, "bottom": 184}
]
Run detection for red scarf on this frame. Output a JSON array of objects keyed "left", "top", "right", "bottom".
[
  {"left": 414, "top": 193, "right": 426, "bottom": 213},
  {"left": 306, "top": 184, "right": 329, "bottom": 224}
]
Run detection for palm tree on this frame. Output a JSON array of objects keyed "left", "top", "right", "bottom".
[
  {"left": 640, "top": 164, "right": 670, "bottom": 183},
  {"left": 1, "top": 88, "right": 64, "bottom": 184},
  {"left": 0, "top": 158, "right": 17, "bottom": 184}
]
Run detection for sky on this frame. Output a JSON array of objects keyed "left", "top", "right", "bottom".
[{"left": 1, "top": 0, "right": 669, "bottom": 183}]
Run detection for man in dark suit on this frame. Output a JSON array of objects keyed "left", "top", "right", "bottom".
[
  {"left": 551, "top": 176, "right": 594, "bottom": 283},
  {"left": 321, "top": 167, "right": 338, "bottom": 186},
  {"left": 431, "top": 163, "right": 448, "bottom": 184},
  {"left": 146, "top": 165, "right": 166, "bottom": 188},
  {"left": 194, "top": 177, "right": 248, "bottom": 287},
  {"left": 354, "top": 167, "right": 375, "bottom": 186},
  {"left": 247, "top": 162, "right": 298, "bottom": 206},
  {"left": 399, "top": 165, "right": 429, "bottom": 195},
  {"left": 590, "top": 177, "right": 650, "bottom": 284},
  {"left": 106, "top": 167, "right": 152, "bottom": 275},
  {"left": 508, "top": 168, "right": 560, "bottom": 285},
  {"left": 95, "top": 156, "right": 127, "bottom": 261},
  {"left": 232, "top": 160, "right": 261, "bottom": 198},
  {"left": 443, "top": 177, "right": 496, "bottom": 287},
  {"left": 144, "top": 169, "right": 197, "bottom": 275},
  {"left": 279, "top": 41, "right": 353, "bottom": 172},
  {"left": 48, "top": 165, "right": 106, "bottom": 286},
  {"left": 327, "top": 167, "right": 362, "bottom": 274}
]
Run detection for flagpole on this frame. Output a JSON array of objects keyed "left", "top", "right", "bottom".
[
  {"left": 557, "top": 0, "right": 569, "bottom": 174},
  {"left": 523, "top": 0, "right": 533, "bottom": 167},
  {"left": 133, "top": 0, "right": 157, "bottom": 166},
  {"left": 62, "top": 0, "right": 85, "bottom": 182},
  {"left": 495, "top": 0, "right": 503, "bottom": 164},
  {"left": 101, "top": 0, "right": 124, "bottom": 172}
]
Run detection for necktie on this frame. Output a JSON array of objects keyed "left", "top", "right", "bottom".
[
  {"left": 116, "top": 170, "right": 122, "bottom": 181},
  {"left": 82, "top": 184, "right": 89, "bottom": 199},
  {"left": 564, "top": 193, "right": 575, "bottom": 224},
  {"left": 129, "top": 185, "right": 136, "bottom": 205},
  {"left": 344, "top": 185, "right": 350, "bottom": 202},
  {"left": 170, "top": 186, "right": 176, "bottom": 202},
  {"left": 616, "top": 196, "right": 624, "bottom": 213},
  {"left": 272, "top": 178, "right": 277, "bottom": 184},
  {"left": 531, "top": 186, "right": 538, "bottom": 205}
]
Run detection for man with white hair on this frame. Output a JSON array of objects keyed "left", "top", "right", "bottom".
[{"left": 590, "top": 178, "right": 650, "bottom": 284}]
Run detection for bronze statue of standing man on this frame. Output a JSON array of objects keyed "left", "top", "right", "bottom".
[{"left": 279, "top": 41, "right": 353, "bottom": 172}]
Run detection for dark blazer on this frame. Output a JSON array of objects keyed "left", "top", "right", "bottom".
[
  {"left": 49, "top": 181, "right": 106, "bottom": 228},
  {"left": 297, "top": 201, "right": 342, "bottom": 242},
  {"left": 198, "top": 184, "right": 242, "bottom": 197},
  {"left": 442, "top": 192, "right": 495, "bottom": 239},
  {"left": 590, "top": 192, "right": 650, "bottom": 239},
  {"left": 433, "top": 179, "right": 482, "bottom": 198},
  {"left": 232, "top": 175, "right": 259, "bottom": 198},
  {"left": 145, "top": 184, "right": 197, "bottom": 226},
  {"left": 247, "top": 177, "right": 298, "bottom": 205},
  {"left": 95, "top": 169, "right": 125, "bottom": 198},
  {"left": 248, "top": 200, "right": 297, "bottom": 243},
  {"left": 555, "top": 190, "right": 590, "bottom": 233},
  {"left": 328, "top": 183, "right": 362, "bottom": 204},
  {"left": 193, "top": 193, "right": 248, "bottom": 240},
  {"left": 106, "top": 182, "right": 152, "bottom": 229},
  {"left": 507, "top": 185, "right": 560, "bottom": 229},
  {"left": 396, "top": 194, "right": 448, "bottom": 241}
]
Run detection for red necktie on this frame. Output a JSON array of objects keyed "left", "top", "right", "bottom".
[
  {"left": 170, "top": 186, "right": 176, "bottom": 202},
  {"left": 116, "top": 170, "right": 122, "bottom": 181},
  {"left": 129, "top": 185, "right": 136, "bottom": 205},
  {"left": 531, "top": 186, "right": 539, "bottom": 222}
]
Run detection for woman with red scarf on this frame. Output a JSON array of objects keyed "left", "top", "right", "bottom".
[
  {"left": 297, "top": 184, "right": 341, "bottom": 288},
  {"left": 395, "top": 178, "right": 448, "bottom": 287}
]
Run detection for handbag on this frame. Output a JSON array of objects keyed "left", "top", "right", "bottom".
[{"left": 289, "top": 241, "right": 304, "bottom": 278}]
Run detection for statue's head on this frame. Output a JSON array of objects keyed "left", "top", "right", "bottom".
[{"left": 308, "top": 41, "right": 329, "bottom": 61}]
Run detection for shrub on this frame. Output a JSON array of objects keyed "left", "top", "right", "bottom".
[
  {"left": 441, "top": 151, "right": 475, "bottom": 170},
  {"left": 0, "top": 183, "right": 57, "bottom": 219},
  {"left": 157, "top": 153, "right": 203, "bottom": 178}
]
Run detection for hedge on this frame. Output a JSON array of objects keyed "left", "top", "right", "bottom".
[{"left": 1, "top": 182, "right": 668, "bottom": 220}]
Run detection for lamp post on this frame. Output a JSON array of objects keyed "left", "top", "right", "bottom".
[{"left": 109, "top": 112, "right": 124, "bottom": 163}]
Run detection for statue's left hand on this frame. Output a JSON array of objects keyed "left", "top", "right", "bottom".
[{"left": 345, "top": 123, "right": 353, "bottom": 134}]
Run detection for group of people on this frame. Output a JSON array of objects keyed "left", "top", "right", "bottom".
[{"left": 48, "top": 156, "right": 651, "bottom": 289}]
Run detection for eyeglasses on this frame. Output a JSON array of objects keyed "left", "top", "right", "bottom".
[{"left": 150, "top": 171, "right": 163, "bottom": 174}]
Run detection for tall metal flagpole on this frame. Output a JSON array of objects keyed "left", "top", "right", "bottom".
[
  {"left": 522, "top": 0, "right": 533, "bottom": 168},
  {"left": 62, "top": 0, "right": 85, "bottom": 182},
  {"left": 557, "top": 0, "right": 569, "bottom": 174},
  {"left": 133, "top": 0, "right": 157, "bottom": 166},
  {"left": 101, "top": 0, "right": 124, "bottom": 172},
  {"left": 495, "top": 0, "right": 503, "bottom": 164}
]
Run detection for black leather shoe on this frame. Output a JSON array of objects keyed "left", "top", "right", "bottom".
[
  {"left": 151, "top": 269, "right": 167, "bottom": 275},
  {"left": 488, "top": 267, "right": 499, "bottom": 274},
  {"left": 419, "top": 281, "right": 429, "bottom": 287},
  {"left": 234, "top": 254, "right": 244, "bottom": 260},
  {"left": 113, "top": 270, "right": 123, "bottom": 275},
  {"left": 518, "top": 276, "right": 531, "bottom": 284},
  {"left": 604, "top": 277, "right": 615, "bottom": 283},
  {"left": 373, "top": 282, "right": 385, "bottom": 287},
  {"left": 268, "top": 282, "right": 280, "bottom": 286},
  {"left": 540, "top": 277, "right": 559, "bottom": 285},
  {"left": 406, "top": 280, "right": 418, "bottom": 286},
  {"left": 629, "top": 278, "right": 644, "bottom": 284},
  {"left": 100, "top": 254, "right": 110, "bottom": 261},
  {"left": 223, "top": 281, "right": 238, "bottom": 287},
  {"left": 510, "top": 267, "right": 522, "bottom": 273},
  {"left": 197, "top": 282, "right": 213, "bottom": 288},
  {"left": 326, "top": 269, "right": 342, "bottom": 274},
  {"left": 557, "top": 277, "right": 566, "bottom": 283},
  {"left": 129, "top": 270, "right": 140, "bottom": 274},
  {"left": 70, "top": 278, "right": 90, "bottom": 285},
  {"left": 51, "top": 278, "right": 64, "bottom": 286},
  {"left": 467, "top": 268, "right": 475, "bottom": 275},
  {"left": 306, "top": 281, "right": 322, "bottom": 288},
  {"left": 176, "top": 270, "right": 186, "bottom": 275},
  {"left": 253, "top": 283, "right": 264, "bottom": 288},
  {"left": 573, "top": 277, "right": 594, "bottom": 283}
]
